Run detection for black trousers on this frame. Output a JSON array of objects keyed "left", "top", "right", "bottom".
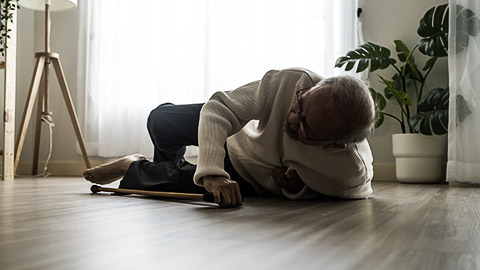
[{"left": 119, "top": 103, "right": 257, "bottom": 196}]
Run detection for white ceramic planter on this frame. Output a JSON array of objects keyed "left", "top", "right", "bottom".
[{"left": 392, "top": 134, "right": 447, "bottom": 183}]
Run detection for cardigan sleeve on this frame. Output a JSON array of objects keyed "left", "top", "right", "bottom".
[{"left": 193, "top": 71, "right": 279, "bottom": 186}]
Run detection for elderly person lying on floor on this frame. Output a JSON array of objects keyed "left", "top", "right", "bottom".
[{"left": 83, "top": 68, "right": 375, "bottom": 208}]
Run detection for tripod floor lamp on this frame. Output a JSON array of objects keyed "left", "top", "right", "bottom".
[{"left": 15, "top": 0, "right": 91, "bottom": 175}]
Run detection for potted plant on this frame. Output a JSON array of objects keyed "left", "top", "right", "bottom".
[{"left": 335, "top": 4, "right": 480, "bottom": 183}]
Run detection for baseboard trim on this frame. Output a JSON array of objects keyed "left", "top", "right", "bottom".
[
  {"left": 15, "top": 159, "right": 106, "bottom": 177},
  {"left": 12, "top": 160, "right": 398, "bottom": 181},
  {"left": 448, "top": 181, "right": 480, "bottom": 187}
]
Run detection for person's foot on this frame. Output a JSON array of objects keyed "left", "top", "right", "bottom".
[{"left": 83, "top": 154, "right": 146, "bottom": 185}]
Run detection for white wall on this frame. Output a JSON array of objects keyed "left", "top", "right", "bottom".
[{"left": 4, "top": 0, "right": 449, "bottom": 176}]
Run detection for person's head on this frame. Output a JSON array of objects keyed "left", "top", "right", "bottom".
[{"left": 285, "top": 75, "right": 375, "bottom": 147}]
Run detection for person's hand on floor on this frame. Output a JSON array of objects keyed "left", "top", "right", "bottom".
[
  {"left": 271, "top": 166, "right": 305, "bottom": 194},
  {"left": 203, "top": 176, "right": 242, "bottom": 208}
]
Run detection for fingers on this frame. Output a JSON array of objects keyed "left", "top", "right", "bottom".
[
  {"left": 204, "top": 176, "right": 242, "bottom": 208},
  {"left": 216, "top": 181, "right": 242, "bottom": 208},
  {"left": 213, "top": 191, "right": 222, "bottom": 206},
  {"left": 234, "top": 182, "right": 243, "bottom": 203}
]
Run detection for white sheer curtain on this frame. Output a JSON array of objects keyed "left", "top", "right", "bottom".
[
  {"left": 447, "top": 0, "right": 480, "bottom": 184},
  {"left": 77, "top": 0, "right": 359, "bottom": 158}
]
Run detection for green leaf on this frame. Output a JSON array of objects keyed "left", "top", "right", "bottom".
[
  {"left": 423, "top": 56, "right": 438, "bottom": 71},
  {"left": 409, "top": 87, "right": 449, "bottom": 135},
  {"left": 394, "top": 40, "right": 411, "bottom": 62},
  {"left": 455, "top": 5, "right": 480, "bottom": 53},
  {"left": 384, "top": 73, "right": 411, "bottom": 100},
  {"left": 335, "top": 42, "right": 396, "bottom": 73},
  {"left": 418, "top": 4, "right": 480, "bottom": 57},
  {"left": 357, "top": 58, "right": 369, "bottom": 73},
  {"left": 375, "top": 113, "right": 385, "bottom": 128},
  {"left": 402, "top": 64, "right": 423, "bottom": 82},
  {"left": 369, "top": 88, "right": 387, "bottom": 129},
  {"left": 384, "top": 85, "right": 394, "bottom": 100},
  {"left": 393, "top": 40, "right": 423, "bottom": 81},
  {"left": 369, "top": 88, "right": 387, "bottom": 111},
  {"left": 456, "top": 94, "right": 471, "bottom": 123},
  {"left": 417, "top": 4, "right": 449, "bottom": 57},
  {"left": 345, "top": 60, "right": 355, "bottom": 71},
  {"left": 379, "top": 75, "right": 412, "bottom": 107},
  {"left": 370, "top": 58, "right": 380, "bottom": 71}
]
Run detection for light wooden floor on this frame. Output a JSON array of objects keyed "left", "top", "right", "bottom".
[{"left": 1, "top": 178, "right": 479, "bottom": 270}]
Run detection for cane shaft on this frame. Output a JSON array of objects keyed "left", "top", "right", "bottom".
[{"left": 91, "top": 185, "right": 213, "bottom": 202}]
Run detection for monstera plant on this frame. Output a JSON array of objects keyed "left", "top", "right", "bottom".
[{"left": 335, "top": 4, "right": 480, "bottom": 135}]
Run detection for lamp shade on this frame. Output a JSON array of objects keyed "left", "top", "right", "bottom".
[{"left": 19, "top": 0, "right": 77, "bottom": 11}]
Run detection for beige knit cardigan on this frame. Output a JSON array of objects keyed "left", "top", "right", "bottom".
[{"left": 194, "top": 68, "right": 373, "bottom": 199}]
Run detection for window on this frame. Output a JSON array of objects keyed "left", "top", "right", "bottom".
[{"left": 78, "top": 0, "right": 359, "bottom": 157}]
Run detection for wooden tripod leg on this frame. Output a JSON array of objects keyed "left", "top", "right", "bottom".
[
  {"left": 51, "top": 57, "right": 91, "bottom": 168},
  {"left": 14, "top": 56, "right": 46, "bottom": 173},
  {"left": 32, "top": 71, "right": 46, "bottom": 175}
]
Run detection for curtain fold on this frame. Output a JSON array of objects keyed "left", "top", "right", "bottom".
[
  {"left": 447, "top": 0, "right": 480, "bottom": 184},
  {"left": 77, "top": 0, "right": 359, "bottom": 158}
]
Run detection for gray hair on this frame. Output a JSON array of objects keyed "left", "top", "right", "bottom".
[{"left": 317, "top": 76, "right": 375, "bottom": 144}]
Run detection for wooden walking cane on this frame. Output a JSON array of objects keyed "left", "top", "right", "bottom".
[{"left": 90, "top": 185, "right": 215, "bottom": 203}]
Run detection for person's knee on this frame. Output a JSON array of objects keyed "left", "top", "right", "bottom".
[{"left": 147, "top": 103, "right": 175, "bottom": 134}]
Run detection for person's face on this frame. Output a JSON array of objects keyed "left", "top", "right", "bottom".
[{"left": 285, "top": 85, "right": 343, "bottom": 147}]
